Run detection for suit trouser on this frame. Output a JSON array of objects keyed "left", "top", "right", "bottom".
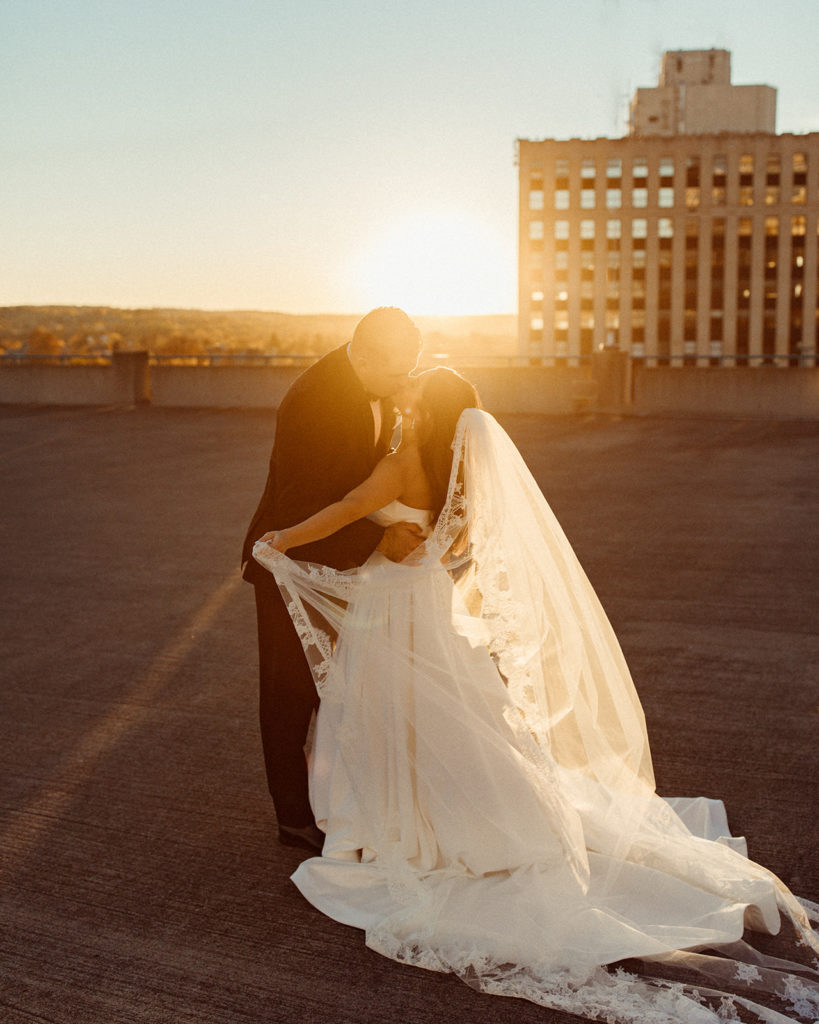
[{"left": 254, "top": 574, "right": 319, "bottom": 828}]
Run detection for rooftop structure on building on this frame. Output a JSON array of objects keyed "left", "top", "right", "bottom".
[
  {"left": 517, "top": 49, "right": 818, "bottom": 367},
  {"left": 630, "top": 49, "right": 776, "bottom": 136}
]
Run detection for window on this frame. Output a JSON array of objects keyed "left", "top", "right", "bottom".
[
  {"left": 529, "top": 220, "right": 544, "bottom": 240},
  {"left": 631, "top": 218, "right": 647, "bottom": 240},
  {"left": 580, "top": 159, "right": 595, "bottom": 209},
  {"left": 737, "top": 218, "right": 752, "bottom": 357},
  {"left": 607, "top": 157, "right": 622, "bottom": 179},
  {"left": 739, "top": 154, "right": 754, "bottom": 206},
  {"left": 606, "top": 188, "right": 622, "bottom": 209},
  {"left": 712, "top": 155, "right": 727, "bottom": 206},
  {"left": 684, "top": 219, "right": 699, "bottom": 343},
  {"left": 529, "top": 189, "right": 544, "bottom": 210},
  {"left": 686, "top": 155, "right": 701, "bottom": 210},
  {"left": 605, "top": 309, "right": 620, "bottom": 335},
  {"left": 792, "top": 153, "right": 807, "bottom": 204},
  {"left": 658, "top": 219, "right": 672, "bottom": 324},
  {"left": 554, "top": 189, "right": 570, "bottom": 210},
  {"left": 658, "top": 187, "right": 674, "bottom": 208},
  {"left": 710, "top": 219, "right": 725, "bottom": 312},
  {"left": 606, "top": 219, "right": 621, "bottom": 241},
  {"left": 764, "top": 218, "right": 778, "bottom": 319},
  {"left": 789, "top": 217, "right": 806, "bottom": 356},
  {"left": 632, "top": 308, "right": 646, "bottom": 346},
  {"left": 580, "top": 219, "right": 595, "bottom": 239},
  {"left": 659, "top": 156, "right": 674, "bottom": 182},
  {"left": 632, "top": 157, "right": 648, "bottom": 208},
  {"left": 607, "top": 250, "right": 621, "bottom": 282},
  {"left": 554, "top": 220, "right": 570, "bottom": 240},
  {"left": 765, "top": 154, "right": 781, "bottom": 205}
]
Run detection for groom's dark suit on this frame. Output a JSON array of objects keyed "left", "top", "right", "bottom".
[{"left": 242, "top": 345, "right": 391, "bottom": 828}]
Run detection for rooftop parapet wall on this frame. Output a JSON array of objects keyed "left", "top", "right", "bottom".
[
  {"left": 0, "top": 350, "right": 150, "bottom": 407},
  {"left": 0, "top": 352, "right": 817, "bottom": 419},
  {"left": 632, "top": 364, "right": 819, "bottom": 419}
]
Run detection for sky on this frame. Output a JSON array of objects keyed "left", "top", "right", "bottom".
[{"left": 2, "top": 0, "right": 818, "bottom": 316}]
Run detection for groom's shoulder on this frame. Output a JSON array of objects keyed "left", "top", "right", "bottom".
[{"left": 284, "top": 345, "right": 351, "bottom": 406}]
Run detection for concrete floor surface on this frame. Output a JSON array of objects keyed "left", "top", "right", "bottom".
[{"left": 0, "top": 404, "right": 817, "bottom": 1023}]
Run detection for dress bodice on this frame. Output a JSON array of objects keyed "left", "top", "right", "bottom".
[{"left": 368, "top": 500, "right": 434, "bottom": 537}]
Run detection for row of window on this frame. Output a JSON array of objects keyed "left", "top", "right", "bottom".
[
  {"left": 529, "top": 213, "right": 817, "bottom": 358},
  {"left": 529, "top": 215, "right": 816, "bottom": 244},
  {"left": 529, "top": 153, "right": 811, "bottom": 210}
]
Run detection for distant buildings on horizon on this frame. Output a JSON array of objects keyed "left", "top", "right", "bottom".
[{"left": 517, "top": 49, "right": 819, "bottom": 366}]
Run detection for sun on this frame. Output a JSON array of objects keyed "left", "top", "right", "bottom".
[{"left": 352, "top": 211, "right": 514, "bottom": 317}]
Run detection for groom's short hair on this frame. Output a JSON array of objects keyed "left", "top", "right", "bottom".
[{"left": 352, "top": 307, "right": 421, "bottom": 359}]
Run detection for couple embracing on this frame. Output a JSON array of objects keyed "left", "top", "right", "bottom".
[{"left": 242, "top": 308, "right": 818, "bottom": 1024}]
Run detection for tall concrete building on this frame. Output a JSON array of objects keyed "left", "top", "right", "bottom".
[{"left": 518, "top": 50, "right": 819, "bottom": 366}]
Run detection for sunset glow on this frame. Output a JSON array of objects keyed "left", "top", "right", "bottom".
[
  {"left": 352, "top": 212, "right": 516, "bottom": 317},
  {"left": 2, "top": 2, "right": 817, "bottom": 314}
]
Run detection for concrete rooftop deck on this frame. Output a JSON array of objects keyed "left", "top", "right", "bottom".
[{"left": 1, "top": 404, "right": 817, "bottom": 1024}]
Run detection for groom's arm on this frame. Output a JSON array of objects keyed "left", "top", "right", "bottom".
[{"left": 273, "top": 384, "right": 385, "bottom": 571}]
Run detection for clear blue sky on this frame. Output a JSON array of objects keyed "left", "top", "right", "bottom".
[{"left": 3, "top": 0, "right": 817, "bottom": 315}]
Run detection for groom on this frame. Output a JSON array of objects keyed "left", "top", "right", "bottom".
[{"left": 242, "top": 307, "right": 423, "bottom": 851}]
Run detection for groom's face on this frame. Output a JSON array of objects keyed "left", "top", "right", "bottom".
[{"left": 356, "top": 345, "right": 420, "bottom": 400}]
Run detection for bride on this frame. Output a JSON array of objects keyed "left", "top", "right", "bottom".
[{"left": 254, "top": 367, "right": 818, "bottom": 1024}]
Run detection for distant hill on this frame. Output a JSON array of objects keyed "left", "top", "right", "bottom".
[{"left": 0, "top": 306, "right": 517, "bottom": 359}]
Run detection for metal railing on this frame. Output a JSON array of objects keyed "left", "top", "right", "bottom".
[
  {"left": 1, "top": 350, "right": 815, "bottom": 369},
  {"left": 0, "top": 352, "right": 112, "bottom": 366}
]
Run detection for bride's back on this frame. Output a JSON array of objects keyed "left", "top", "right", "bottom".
[{"left": 392, "top": 443, "right": 437, "bottom": 511}]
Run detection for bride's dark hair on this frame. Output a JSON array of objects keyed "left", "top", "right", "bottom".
[{"left": 417, "top": 367, "right": 480, "bottom": 519}]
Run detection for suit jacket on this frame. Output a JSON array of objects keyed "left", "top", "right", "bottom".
[{"left": 242, "top": 345, "right": 389, "bottom": 585}]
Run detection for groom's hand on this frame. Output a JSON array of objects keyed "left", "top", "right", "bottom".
[{"left": 377, "top": 522, "right": 424, "bottom": 562}]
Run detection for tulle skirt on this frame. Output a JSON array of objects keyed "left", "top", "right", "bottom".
[{"left": 290, "top": 560, "right": 819, "bottom": 1024}]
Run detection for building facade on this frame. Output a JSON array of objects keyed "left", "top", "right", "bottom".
[{"left": 518, "top": 53, "right": 819, "bottom": 366}]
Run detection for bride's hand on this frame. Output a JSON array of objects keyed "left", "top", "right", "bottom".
[{"left": 259, "top": 530, "right": 290, "bottom": 553}]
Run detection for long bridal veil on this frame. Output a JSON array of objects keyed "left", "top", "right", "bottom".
[{"left": 254, "top": 409, "right": 819, "bottom": 1024}]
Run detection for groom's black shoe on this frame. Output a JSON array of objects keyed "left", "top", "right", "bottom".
[{"left": 278, "top": 823, "right": 324, "bottom": 852}]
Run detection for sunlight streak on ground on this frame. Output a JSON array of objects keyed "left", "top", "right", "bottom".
[{"left": 0, "top": 571, "right": 242, "bottom": 884}]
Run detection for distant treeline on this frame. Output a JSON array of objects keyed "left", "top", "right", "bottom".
[{"left": 0, "top": 306, "right": 516, "bottom": 359}]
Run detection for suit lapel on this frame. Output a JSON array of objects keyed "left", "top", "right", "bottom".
[{"left": 375, "top": 397, "right": 397, "bottom": 456}]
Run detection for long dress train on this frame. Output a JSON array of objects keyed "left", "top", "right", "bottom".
[{"left": 254, "top": 410, "right": 819, "bottom": 1024}]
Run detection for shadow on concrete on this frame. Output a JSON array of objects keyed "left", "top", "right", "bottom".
[{"left": 1, "top": 405, "right": 817, "bottom": 1023}]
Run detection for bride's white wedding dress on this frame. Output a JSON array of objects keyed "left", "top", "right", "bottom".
[{"left": 254, "top": 411, "right": 818, "bottom": 1024}]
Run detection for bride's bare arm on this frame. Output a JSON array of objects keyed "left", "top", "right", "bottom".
[{"left": 260, "top": 455, "right": 405, "bottom": 553}]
